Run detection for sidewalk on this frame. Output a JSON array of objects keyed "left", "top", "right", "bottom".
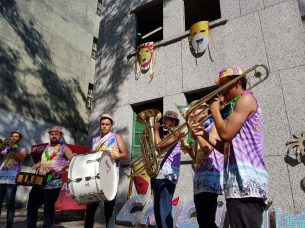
[{"left": 0, "top": 205, "right": 133, "bottom": 228}]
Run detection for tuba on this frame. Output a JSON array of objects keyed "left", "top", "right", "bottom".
[{"left": 124, "top": 109, "right": 185, "bottom": 179}]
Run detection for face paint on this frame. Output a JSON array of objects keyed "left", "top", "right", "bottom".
[
  {"left": 190, "top": 21, "right": 209, "bottom": 54},
  {"left": 137, "top": 42, "right": 154, "bottom": 70},
  {"left": 133, "top": 163, "right": 150, "bottom": 194}
]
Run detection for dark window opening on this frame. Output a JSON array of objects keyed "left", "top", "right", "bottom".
[
  {"left": 184, "top": 0, "right": 221, "bottom": 31},
  {"left": 97, "top": 0, "right": 102, "bottom": 16},
  {"left": 136, "top": 3, "right": 163, "bottom": 45},
  {"left": 86, "top": 83, "right": 94, "bottom": 109},
  {"left": 91, "top": 37, "right": 98, "bottom": 59}
]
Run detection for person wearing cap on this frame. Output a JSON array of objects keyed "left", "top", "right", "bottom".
[
  {"left": 153, "top": 111, "right": 182, "bottom": 228},
  {"left": 184, "top": 101, "right": 223, "bottom": 228},
  {"left": 0, "top": 131, "right": 27, "bottom": 228},
  {"left": 27, "top": 126, "right": 74, "bottom": 228},
  {"left": 191, "top": 66, "right": 268, "bottom": 228},
  {"left": 84, "top": 114, "right": 129, "bottom": 228}
]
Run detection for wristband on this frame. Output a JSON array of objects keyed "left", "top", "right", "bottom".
[{"left": 118, "top": 154, "right": 121, "bottom": 159}]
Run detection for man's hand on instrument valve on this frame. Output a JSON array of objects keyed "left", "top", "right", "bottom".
[{"left": 209, "top": 97, "right": 224, "bottom": 113}]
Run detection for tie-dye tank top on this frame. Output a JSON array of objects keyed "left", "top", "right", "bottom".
[
  {"left": 223, "top": 91, "right": 268, "bottom": 199},
  {"left": 156, "top": 134, "right": 182, "bottom": 184},
  {"left": 0, "top": 146, "right": 24, "bottom": 184},
  {"left": 193, "top": 123, "right": 223, "bottom": 195},
  {"left": 92, "top": 133, "right": 121, "bottom": 171},
  {"left": 39, "top": 144, "right": 68, "bottom": 189}
]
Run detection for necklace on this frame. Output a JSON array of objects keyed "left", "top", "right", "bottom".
[
  {"left": 45, "top": 141, "right": 64, "bottom": 160},
  {"left": 223, "top": 95, "right": 242, "bottom": 119}
]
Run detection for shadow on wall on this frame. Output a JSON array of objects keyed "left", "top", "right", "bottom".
[{"left": 0, "top": 0, "right": 87, "bottom": 139}]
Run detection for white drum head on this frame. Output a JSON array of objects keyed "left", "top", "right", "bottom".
[{"left": 99, "top": 151, "right": 118, "bottom": 201}]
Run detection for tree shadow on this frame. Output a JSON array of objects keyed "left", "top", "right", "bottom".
[{"left": 0, "top": 0, "right": 87, "bottom": 144}]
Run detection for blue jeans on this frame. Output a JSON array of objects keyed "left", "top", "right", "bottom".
[
  {"left": 0, "top": 184, "right": 18, "bottom": 227},
  {"left": 84, "top": 197, "right": 116, "bottom": 228},
  {"left": 153, "top": 179, "right": 176, "bottom": 228},
  {"left": 26, "top": 187, "right": 60, "bottom": 228}
]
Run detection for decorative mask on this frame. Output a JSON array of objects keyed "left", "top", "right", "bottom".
[
  {"left": 135, "top": 42, "right": 155, "bottom": 80},
  {"left": 133, "top": 163, "right": 150, "bottom": 195},
  {"left": 190, "top": 21, "right": 209, "bottom": 54}
]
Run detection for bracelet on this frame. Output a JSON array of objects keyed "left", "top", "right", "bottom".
[{"left": 114, "top": 152, "right": 121, "bottom": 159}]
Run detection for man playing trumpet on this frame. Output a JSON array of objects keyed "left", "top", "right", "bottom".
[
  {"left": 184, "top": 101, "right": 223, "bottom": 228},
  {"left": 0, "top": 131, "right": 27, "bottom": 228},
  {"left": 190, "top": 66, "right": 268, "bottom": 228}
]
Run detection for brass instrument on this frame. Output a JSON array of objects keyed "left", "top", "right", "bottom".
[
  {"left": 1, "top": 139, "right": 17, "bottom": 150},
  {"left": 124, "top": 109, "right": 185, "bottom": 178},
  {"left": 176, "top": 64, "right": 269, "bottom": 126},
  {"left": 125, "top": 64, "right": 269, "bottom": 179}
]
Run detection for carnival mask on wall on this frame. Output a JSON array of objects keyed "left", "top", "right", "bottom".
[
  {"left": 190, "top": 21, "right": 209, "bottom": 54},
  {"left": 135, "top": 42, "right": 155, "bottom": 80}
]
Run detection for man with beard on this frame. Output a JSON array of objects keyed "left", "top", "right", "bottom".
[
  {"left": 27, "top": 126, "right": 74, "bottom": 228},
  {"left": 0, "top": 131, "right": 27, "bottom": 228}
]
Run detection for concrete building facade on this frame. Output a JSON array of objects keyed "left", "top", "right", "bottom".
[
  {"left": 0, "top": 0, "right": 100, "bottom": 201},
  {"left": 1, "top": 0, "right": 305, "bottom": 226},
  {"left": 89, "top": 0, "right": 305, "bottom": 224}
]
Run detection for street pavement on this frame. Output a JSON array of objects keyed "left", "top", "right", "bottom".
[{"left": 0, "top": 205, "right": 134, "bottom": 228}]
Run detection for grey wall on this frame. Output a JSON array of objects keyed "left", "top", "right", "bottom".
[
  {"left": 0, "top": 0, "right": 99, "bottom": 132},
  {"left": 90, "top": 0, "right": 305, "bottom": 218}
]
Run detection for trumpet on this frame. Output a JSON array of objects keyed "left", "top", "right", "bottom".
[
  {"left": 176, "top": 64, "right": 269, "bottom": 127},
  {"left": 1, "top": 139, "right": 17, "bottom": 149}
]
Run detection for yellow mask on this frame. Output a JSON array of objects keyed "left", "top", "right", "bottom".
[{"left": 190, "top": 21, "right": 209, "bottom": 54}]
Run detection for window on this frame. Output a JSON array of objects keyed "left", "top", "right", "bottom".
[
  {"left": 96, "top": 0, "right": 102, "bottom": 16},
  {"left": 184, "top": 0, "right": 221, "bottom": 31},
  {"left": 91, "top": 37, "right": 98, "bottom": 59},
  {"left": 136, "top": 3, "right": 163, "bottom": 45},
  {"left": 86, "top": 83, "right": 94, "bottom": 109},
  {"left": 131, "top": 99, "right": 163, "bottom": 159}
]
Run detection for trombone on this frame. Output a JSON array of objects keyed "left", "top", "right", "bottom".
[{"left": 176, "top": 64, "right": 269, "bottom": 126}]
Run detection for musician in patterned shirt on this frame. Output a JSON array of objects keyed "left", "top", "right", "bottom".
[
  {"left": 153, "top": 111, "right": 182, "bottom": 228},
  {"left": 27, "top": 126, "right": 74, "bottom": 228},
  {"left": 192, "top": 66, "right": 268, "bottom": 228},
  {"left": 84, "top": 114, "right": 129, "bottom": 228},
  {"left": 0, "top": 131, "right": 27, "bottom": 228}
]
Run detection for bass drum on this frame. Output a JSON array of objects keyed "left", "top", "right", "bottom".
[{"left": 68, "top": 151, "right": 118, "bottom": 205}]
